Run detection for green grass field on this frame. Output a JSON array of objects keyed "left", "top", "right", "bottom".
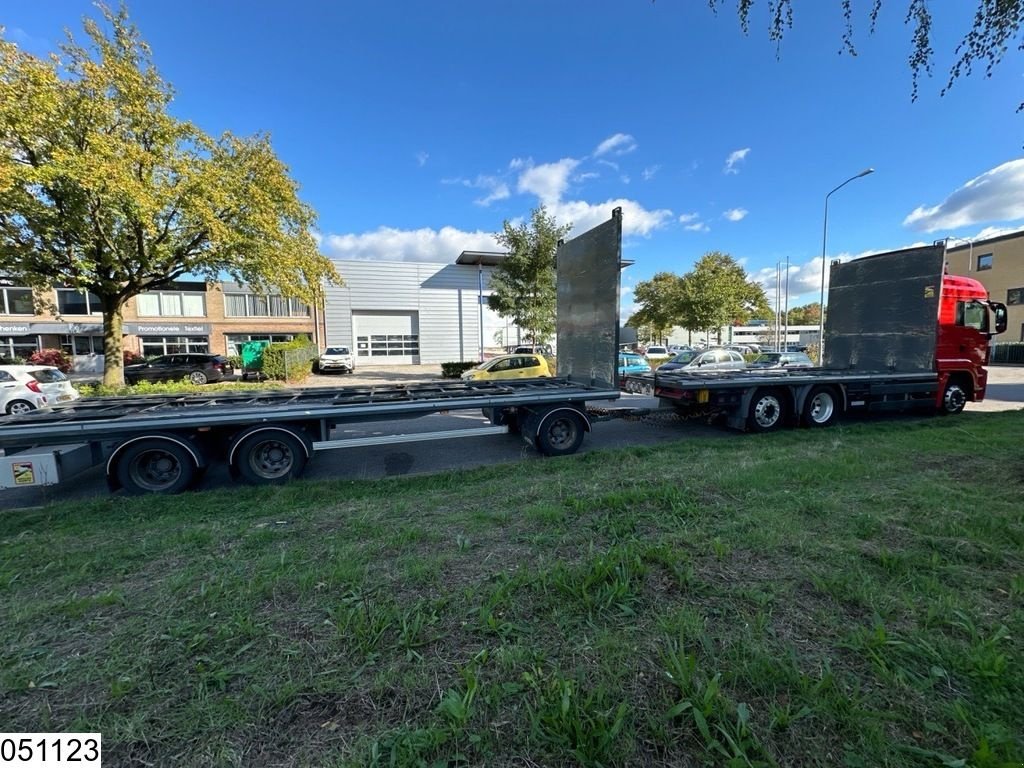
[{"left": 1, "top": 412, "right": 1022, "bottom": 767}]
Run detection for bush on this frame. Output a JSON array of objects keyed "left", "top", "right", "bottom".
[
  {"left": 28, "top": 348, "right": 72, "bottom": 373},
  {"left": 123, "top": 349, "right": 144, "bottom": 366},
  {"left": 261, "top": 339, "right": 317, "bottom": 381},
  {"left": 0, "top": 356, "right": 26, "bottom": 365},
  {"left": 78, "top": 379, "right": 284, "bottom": 398},
  {"left": 227, "top": 354, "right": 243, "bottom": 370},
  {"left": 441, "top": 361, "right": 478, "bottom": 379}
]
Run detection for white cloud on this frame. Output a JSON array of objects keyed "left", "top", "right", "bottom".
[
  {"left": 724, "top": 148, "right": 750, "bottom": 175},
  {"left": 323, "top": 226, "right": 501, "bottom": 263},
  {"left": 972, "top": 224, "right": 1024, "bottom": 241},
  {"left": 678, "top": 212, "right": 700, "bottom": 224},
  {"left": 509, "top": 157, "right": 528, "bottom": 171},
  {"left": 415, "top": 151, "right": 429, "bottom": 167},
  {"left": 575, "top": 172, "right": 600, "bottom": 182},
  {"left": 642, "top": 165, "right": 660, "bottom": 181},
  {"left": 594, "top": 133, "right": 637, "bottom": 157},
  {"left": 550, "top": 198, "right": 673, "bottom": 239},
  {"left": 517, "top": 158, "right": 580, "bottom": 203},
  {"left": 620, "top": 174, "right": 631, "bottom": 184},
  {"left": 723, "top": 208, "right": 748, "bottom": 222},
  {"left": 597, "top": 159, "right": 620, "bottom": 172},
  {"left": 442, "top": 174, "right": 510, "bottom": 207},
  {"left": 684, "top": 222, "right": 710, "bottom": 233},
  {"left": 904, "top": 159, "right": 1024, "bottom": 232}
]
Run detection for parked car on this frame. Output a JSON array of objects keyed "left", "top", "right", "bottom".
[
  {"left": 747, "top": 351, "right": 814, "bottom": 369},
  {"left": 511, "top": 344, "right": 554, "bottom": 357},
  {"left": 657, "top": 348, "right": 748, "bottom": 373},
  {"left": 124, "top": 354, "right": 234, "bottom": 385},
  {"left": 461, "top": 353, "right": 551, "bottom": 381},
  {"left": 667, "top": 344, "right": 691, "bottom": 355},
  {"left": 317, "top": 346, "right": 355, "bottom": 374},
  {"left": 618, "top": 352, "right": 651, "bottom": 376},
  {"left": 0, "top": 365, "right": 55, "bottom": 415},
  {"left": 644, "top": 345, "right": 670, "bottom": 358}
]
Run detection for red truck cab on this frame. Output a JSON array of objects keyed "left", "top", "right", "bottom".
[{"left": 935, "top": 273, "right": 1007, "bottom": 411}]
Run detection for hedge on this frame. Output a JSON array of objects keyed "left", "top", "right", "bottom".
[
  {"left": 441, "top": 361, "right": 478, "bottom": 378},
  {"left": 260, "top": 338, "right": 317, "bottom": 381}
]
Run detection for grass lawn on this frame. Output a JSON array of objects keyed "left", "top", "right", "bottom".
[{"left": 1, "top": 412, "right": 1022, "bottom": 767}]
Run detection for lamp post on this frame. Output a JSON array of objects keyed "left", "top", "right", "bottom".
[
  {"left": 819, "top": 167, "right": 874, "bottom": 361},
  {"left": 945, "top": 236, "right": 975, "bottom": 272}
]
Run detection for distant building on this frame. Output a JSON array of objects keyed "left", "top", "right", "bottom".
[{"left": 945, "top": 229, "right": 1024, "bottom": 341}]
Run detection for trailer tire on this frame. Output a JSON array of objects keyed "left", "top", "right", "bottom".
[
  {"left": 747, "top": 388, "right": 787, "bottom": 432},
  {"left": 802, "top": 386, "right": 840, "bottom": 428},
  {"left": 533, "top": 408, "right": 587, "bottom": 456},
  {"left": 232, "top": 429, "right": 308, "bottom": 484},
  {"left": 115, "top": 438, "right": 198, "bottom": 495},
  {"left": 939, "top": 379, "right": 969, "bottom": 415}
]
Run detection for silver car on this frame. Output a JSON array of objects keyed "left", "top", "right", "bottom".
[{"left": 657, "top": 348, "right": 747, "bottom": 373}]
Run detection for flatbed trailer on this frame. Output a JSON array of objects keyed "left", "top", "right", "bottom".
[
  {"left": 0, "top": 378, "right": 619, "bottom": 493},
  {"left": 0, "top": 211, "right": 629, "bottom": 495}
]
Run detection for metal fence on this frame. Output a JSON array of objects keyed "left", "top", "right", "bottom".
[{"left": 991, "top": 342, "right": 1024, "bottom": 364}]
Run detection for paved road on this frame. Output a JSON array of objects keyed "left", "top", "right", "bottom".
[{"left": 4, "top": 367, "right": 1022, "bottom": 509}]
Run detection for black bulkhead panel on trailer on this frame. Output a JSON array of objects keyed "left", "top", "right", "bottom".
[
  {"left": 824, "top": 244, "right": 945, "bottom": 374},
  {"left": 555, "top": 207, "right": 622, "bottom": 391}
]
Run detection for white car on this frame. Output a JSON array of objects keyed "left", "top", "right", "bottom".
[
  {"left": 317, "top": 346, "right": 355, "bottom": 374},
  {"left": 645, "top": 345, "right": 669, "bottom": 357},
  {"left": 0, "top": 365, "right": 78, "bottom": 415}
]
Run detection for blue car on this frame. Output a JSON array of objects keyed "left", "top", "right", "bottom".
[{"left": 618, "top": 352, "right": 651, "bottom": 376}]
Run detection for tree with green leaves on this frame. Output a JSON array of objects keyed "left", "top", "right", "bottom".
[
  {"left": 677, "top": 252, "right": 771, "bottom": 345},
  {"left": 0, "top": 5, "right": 339, "bottom": 385},
  {"left": 787, "top": 303, "right": 822, "bottom": 325},
  {"left": 487, "top": 206, "right": 570, "bottom": 349},
  {"left": 630, "top": 271, "right": 684, "bottom": 344},
  {"left": 705, "top": 1, "right": 1022, "bottom": 109}
]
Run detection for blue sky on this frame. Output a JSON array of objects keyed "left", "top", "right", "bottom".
[{"left": 4, "top": 1, "right": 1023, "bottom": 315}]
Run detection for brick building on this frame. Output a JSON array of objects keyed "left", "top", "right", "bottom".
[{"left": 0, "top": 279, "right": 323, "bottom": 372}]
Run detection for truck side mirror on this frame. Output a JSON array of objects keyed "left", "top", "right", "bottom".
[{"left": 991, "top": 303, "right": 1008, "bottom": 335}]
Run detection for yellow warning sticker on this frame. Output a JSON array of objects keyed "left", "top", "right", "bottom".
[{"left": 12, "top": 461, "right": 35, "bottom": 485}]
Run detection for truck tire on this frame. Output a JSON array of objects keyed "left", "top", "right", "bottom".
[
  {"left": 115, "top": 438, "right": 198, "bottom": 495},
  {"left": 532, "top": 408, "right": 587, "bottom": 456},
  {"left": 747, "top": 388, "right": 787, "bottom": 433},
  {"left": 802, "top": 386, "right": 840, "bottom": 428},
  {"left": 232, "top": 429, "right": 308, "bottom": 484},
  {"left": 939, "top": 379, "right": 968, "bottom": 415}
]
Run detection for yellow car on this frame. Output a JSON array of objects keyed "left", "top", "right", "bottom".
[{"left": 461, "top": 353, "right": 552, "bottom": 381}]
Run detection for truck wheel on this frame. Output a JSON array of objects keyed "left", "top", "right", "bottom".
[
  {"left": 748, "top": 388, "right": 786, "bottom": 432},
  {"left": 116, "top": 438, "right": 197, "bottom": 495},
  {"left": 233, "top": 430, "right": 308, "bottom": 484},
  {"left": 803, "top": 386, "right": 840, "bottom": 428},
  {"left": 939, "top": 380, "right": 968, "bottom": 415},
  {"left": 534, "top": 409, "right": 586, "bottom": 456}
]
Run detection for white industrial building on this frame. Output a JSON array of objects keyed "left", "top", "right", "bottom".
[{"left": 322, "top": 252, "right": 524, "bottom": 365}]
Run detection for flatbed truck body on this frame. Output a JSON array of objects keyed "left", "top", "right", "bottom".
[{"left": 625, "top": 244, "right": 1007, "bottom": 431}]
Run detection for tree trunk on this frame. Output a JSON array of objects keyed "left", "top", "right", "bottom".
[{"left": 102, "top": 300, "right": 125, "bottom": 387}]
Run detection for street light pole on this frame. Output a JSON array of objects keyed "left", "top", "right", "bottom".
[
  {"left": 783, "top": 254, "right": 790, "bottom": 351},
  {"left": 819, "top": 167, "right": 874, "bottom": 361}
]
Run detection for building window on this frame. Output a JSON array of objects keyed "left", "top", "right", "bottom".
[
  {"left": 356, "top": 334, "right": 419, "bottom": 357},
  {"left": 976, "top": 253, "right": 993, "bottom": 271},
  {"left": 57, "top": 288, "right": 102, "bottom": 315},
  {"left": 136, "top": 291, "right": 206, "bottom": 317},
  {"left": 224, "top": 293, "right": 310, "bottom": 317},
  {"left": 224, "top": 333, "right": 299, "bottom": 356},
  {"left": 1007, "top": 288, "right": 1024, "bottom": 306},
  {"left": 139, "top": 335, "right": 210, "bottom": 356},
  {"left": 0, "top": 286, "right": 34, "bottom": 315},
  {"left": 0, "top": 335, "right": 40, "bottom": 361},
  {"left": 60, "top": 335, "right": 105, "bottom": 356}
]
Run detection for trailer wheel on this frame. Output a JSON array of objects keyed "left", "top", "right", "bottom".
[
  {"left": 939, "top": 379, "right": 968, "bottom": 415},
  {"left": 803, "top": 386, "right": 840, "bottom": 428},
  {"left": 233, "top": 430, "right": 308, "bottom": 484},
  {"left": 748, "top": 388, "right": 786, "bottom": 432},
  {"left": 116, "top": 439, "right": 197, "bottom": 495},
  {"left": 534, "top": 409, "right": 587, "bottom": 456}
]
